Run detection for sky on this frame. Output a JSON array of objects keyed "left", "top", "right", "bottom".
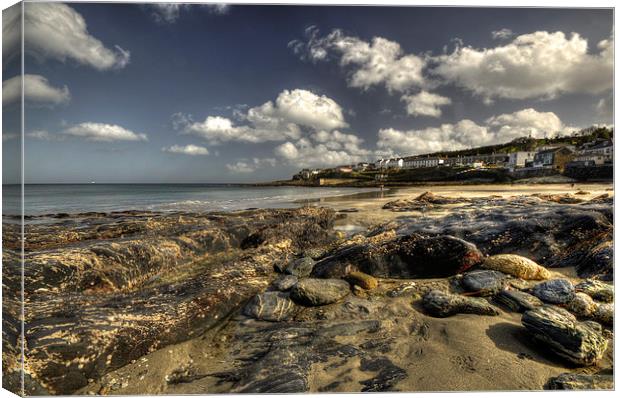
[{"left": 1, "top": 2, "right": 614, "bottom": 183}]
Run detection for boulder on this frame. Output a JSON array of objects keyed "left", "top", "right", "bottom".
[
  {"left": 575, "top": 240, "right": 613, "bottom": 281},
  {"left": 575, "top": 279, "right": 613, "bottom": 303},
  {"left": 422, "top": 290, "right": 500, "bottom": 318},
  {"left": 594, "top": 304, "right": 613, "bottom": 326},
  {"left": 521, "top": 306, "right": 608, "bottom": 366},
  {"left": 566, "top": 293, "right": 598, "bottom": 317},
  {"left": 290, "top": 278, "right": 350, "bottom": 306},
  {"left": 345, "top": 271, "right": 378, "bottom": 290},
  {"left": 546, "top": 373, "right": 613, "bottom": 390},
  {"left": 460, "top": 270, "right": 509, "bottom": 296},
  {"left": 481, "top": 254, "right": 550, "bottom": 280},
  {"left": 242, "top": 292, "right": 297, "bottom": 322},
  {"left": 494, "top": 289, "right": 542, "bottom": 312},
  {"left": 312, "top": 234, "right": 482, "bottom": 279},
  {"left": 271, "top": 275, "right": 299, "bottom": 292},
  {"left": 531, "top": 279, "right": 575, "bottom": 304},
  {"left": 285, "top": 257, "right": 315, "bottom": 277}
]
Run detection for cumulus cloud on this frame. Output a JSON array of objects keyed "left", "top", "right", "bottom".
[
  {"left": 226, "top": 158, "right": 276, "bottom": 173},
  {"left": 401, "top": 91, "right": 451, "bottom": 118},
  {"left": 491, "top": 28, "right": 513, "bottom": 40},
  {"left": 434, "top": 31, "right": 613, "bottom": 102},
  {"left": 64, "top": 123, "right": 148, "bottom": 142},
  {"left": 274, "top": 138, "right": 375, "bottom": 167},
  {"left": 289, "top": 27, "right": 428, "bottom": 93},
  {"left": 596, "top": 94, "right": 613, "bottom": 119},
  {"left": 3, "top": 74, "right": 70, "bottom": 107},
  {"left": 377, "top": 108, "right": 574, "bottom": 155},
  {"left": 148, "top": 3, "right": 229, "bottom": 23},
  {"left": 162, "top": 144, "right": 209, "bottom": 156},
  {"left": 177, "top": 89, "right": 348, "bottom": 144},
  {"left": 3, "top": 3, "right": 130, "bottom": 70}
]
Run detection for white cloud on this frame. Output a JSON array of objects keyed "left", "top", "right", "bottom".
[
  {"left": 64, "top": 123, "right": 148, "bottom": 142},
  {"left": 491, "top": 28, "right": 513, "bottom": 40},
  {"left": 26, "top": 130, "right": 53, "bottom": 140},
  {"left": 162, "top": 144, "right": 209, "bottom": 156},
  {"left": 401, "top": 91, "right": 451, "bottom": 118},
  {"left": 3, "top": 74, "right": 70, "bottom": 107},
  {"left": 148, "top": 3, "right": 229, "bottom": 23},
  {"left": 226, "top": 157, "right": 276, "bottom": 173},
  {"left": 377, "top": 108, "right": 573, "bottom": 155},
  {"left": 596, "top": 94, "right": 613, "bottom": 119},
  {"left": 275, "top": 134, "right": 374, "bottom": 169},
  {"left": 434, "top": 31, "right": 613, "bottom": 102},
  {"left": 289, "top": 27, "right": 427, "bottom": 93},
  {"left": 179, "top": 89, "right": 348, "bottom": 144},
  {"left": 3, "top": 3, "right": 130, "bottom": 70}
]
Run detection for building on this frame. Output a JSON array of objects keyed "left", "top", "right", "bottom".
[
  {"left": 353, "top": 162, "right": 370, "bottom": 171},
  {"left": 508, "top": 151, "right": 537, "bottom": 168},
  {"left": 533, "top": 146, "right": 575, "bottom": 171},
  {"left": 402, "top": 156, "right": 444, "bottom": 169},
  {"left": 336, "top": 165, "right": 353, "bottom": 173},
  {"left": 295, "top": 168, "right": 321, "bottom": 180},
  {"left": 458, "top": 153, "right": 509, "bottom": 167},
  {"left": 378, "top": 158, "right": 403, "bottom": 169},
  {"left": 579, "top": 140, "right": 613, "bottom": 161}
]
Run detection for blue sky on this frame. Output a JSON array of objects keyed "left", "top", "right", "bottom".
[{"left": 2, "top": 3, "right": 613, "bottom": 183}]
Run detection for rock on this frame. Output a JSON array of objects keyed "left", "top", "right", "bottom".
[
  {"left": 575, "top": 240, "right": 613, "bottom": 281},
  {"left": 531, "top": 279, "right": 575, "bottom": 304},
  {"left": 531, "top": 193, "right": 584, "bottom": 204},
  {"left": 494, "top": 289, "right": 542, "bottom": 312},
  {"left": 593, "top": 303, "right": 613, "bottom": 326},
  {"left": 422, "top": 290, "right": 500, "bottom": 318},
  {"left": 290, "top": 278, "right": 350, "bottom": 306},
  {"left": 460, "top": 270, "right": 509, "bottom": 296},
  {"left": 575, "top": 279, "right": 613, "bottom": 303},
  {"left": 566, "top": 293, "right": 597, "bottom": 317},
  {"left": 382, "top": 192, "right": 468, "bottom": 212},
  {"left": 242, "top": 292, "right": 296, "bottom": 322},
  {"left": 271, "top": 275, "right": 298, "bottom": 292},
  {"left": 312, "top": 234, "right": 482, "bottom": 279},
  {"left": 346, "top": 271, "right": 378, "bottom": 290},
  {"left": 386, "top": 282, "right": 416, "bottom": 298},
  {"left": 359, "top": 357, "right": 407, "bottom": 392},
  {"left": 284, "top": 257, "right": 315, "bottom": 277},
  {"left": 546, "top": 373, "right": 613, "bottom": 390},
  {"left": 574, "top": 190, "right": 590, "bottom": 195},
  {"left": 521, "top": 306, "right": 608, "bottom": 365},
  {"left": 481, "top": 254, "right": 550, "bottom": 280}
]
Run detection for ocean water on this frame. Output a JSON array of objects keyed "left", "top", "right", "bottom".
[{"left": 2, "top": 184, "right": 377, "bottom": 216}]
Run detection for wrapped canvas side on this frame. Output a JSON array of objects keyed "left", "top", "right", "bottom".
[{"left": 2, "top": 2, "right": 24, "bottom": 396}]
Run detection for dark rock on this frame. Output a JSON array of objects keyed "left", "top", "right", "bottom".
[
  {"left": 359, "top": 357, "right": 407, "bottom": 392},
  {"left": 575, "top": 279, "right": 614, "bottom": 303},
  {"left": 290, "top": 278, "right": 350, "bottom": 306},
  {"left": 546, "top": 373, "right": 613, "bottom": 390},
  {"left": 271, "top": 275, "right": 299, "bottom": 292},
  {"left": 312, "top": 234, "right": 482, "bottom": 279},
  {"left": 494, "top": 289, "right": 543, "bottom": 312},
  {"left": 242, "top": 292, "right": 296, "bottom": 322},
  {"left": 284, "top": 257, "right": 315, "bottom": 277},
  {"left": 422, "top": 290, "right": 500, "bottom": 318},
  {"left": 531, "top": 193, "right": 584, "bottom": 204},
  {"left": 531, "top": 279, "right": 575, "bottom": 304},
  {"left": 460, "top": 270, "right": 509, "bottom": 296},
  {"left": 386, "top": 282, "right": 417, "bottom": 298},
  {"left": 575, "top": 241, "right": 613, "bottom": 281},
  {"left": 521, "top": 306, "right": 608, "bottom": 365},
  {"left": 382, "top": 191, "right": 469, "bottom": 212}
]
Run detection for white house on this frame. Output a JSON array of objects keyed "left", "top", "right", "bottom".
[{"left": 508, "top": 151, "right": 536, "bottom": 168}]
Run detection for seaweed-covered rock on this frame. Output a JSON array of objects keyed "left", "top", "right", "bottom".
[
  {"left": 284, "top": 257, "right": 315, "bottom": 277},
  {"left": 522, "top": 306, "right": 608, "bottom": 365},
  {"left": 575, "top": 240, "right": 613, "bottom": 281},
  {"left": 422, "top": 290, "right": 500, "bottom": 318},
  {"left": 494, "top": 289, "right": 543, "bottom": 312},
  {"left": 460, "top": 270, "right": 509, "bottom": 296},
  {"left": 481, "top": 254, "right": 550, "bottom": 280},
  {"left": 271, "top": 275, "right": 299, "bottom": 292},
  {"left": 243, "top": 292, "right": 296, "bottom": 322},
  {"left": 546, "top": 373, "right": 613, "bottom": 390},
  {"left": 312, "top": 234, "right": 482, "bottom": 279},
  {"left": 566, "top": 293, "right": 598, "bottom": 317},
  {"left": 290, "top": 278, "right": 350, "bottom": 306},
  {"left": 345, "top": 271, "right": 378, "bottom": 290},
  {"left": 575, "top": 279, "right": 614, "bottom": 303},
  {"left": 531, "top": 279, "right": 575, "bottom": 304},
  {"left": 382, "top": 191, "right": 467, "bottom": 212}
]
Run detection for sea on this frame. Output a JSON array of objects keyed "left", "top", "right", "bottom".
[{"left": 1, "top": 184, "right": 378, "bottom": 216}]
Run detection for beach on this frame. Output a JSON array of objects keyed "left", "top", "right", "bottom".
[{"left": 2, "top": 182, "right": 614, "bottom": 394}]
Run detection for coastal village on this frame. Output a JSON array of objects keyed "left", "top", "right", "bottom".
[{"left": 293, "top": 128, "right": 613, "bottom": 185}]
